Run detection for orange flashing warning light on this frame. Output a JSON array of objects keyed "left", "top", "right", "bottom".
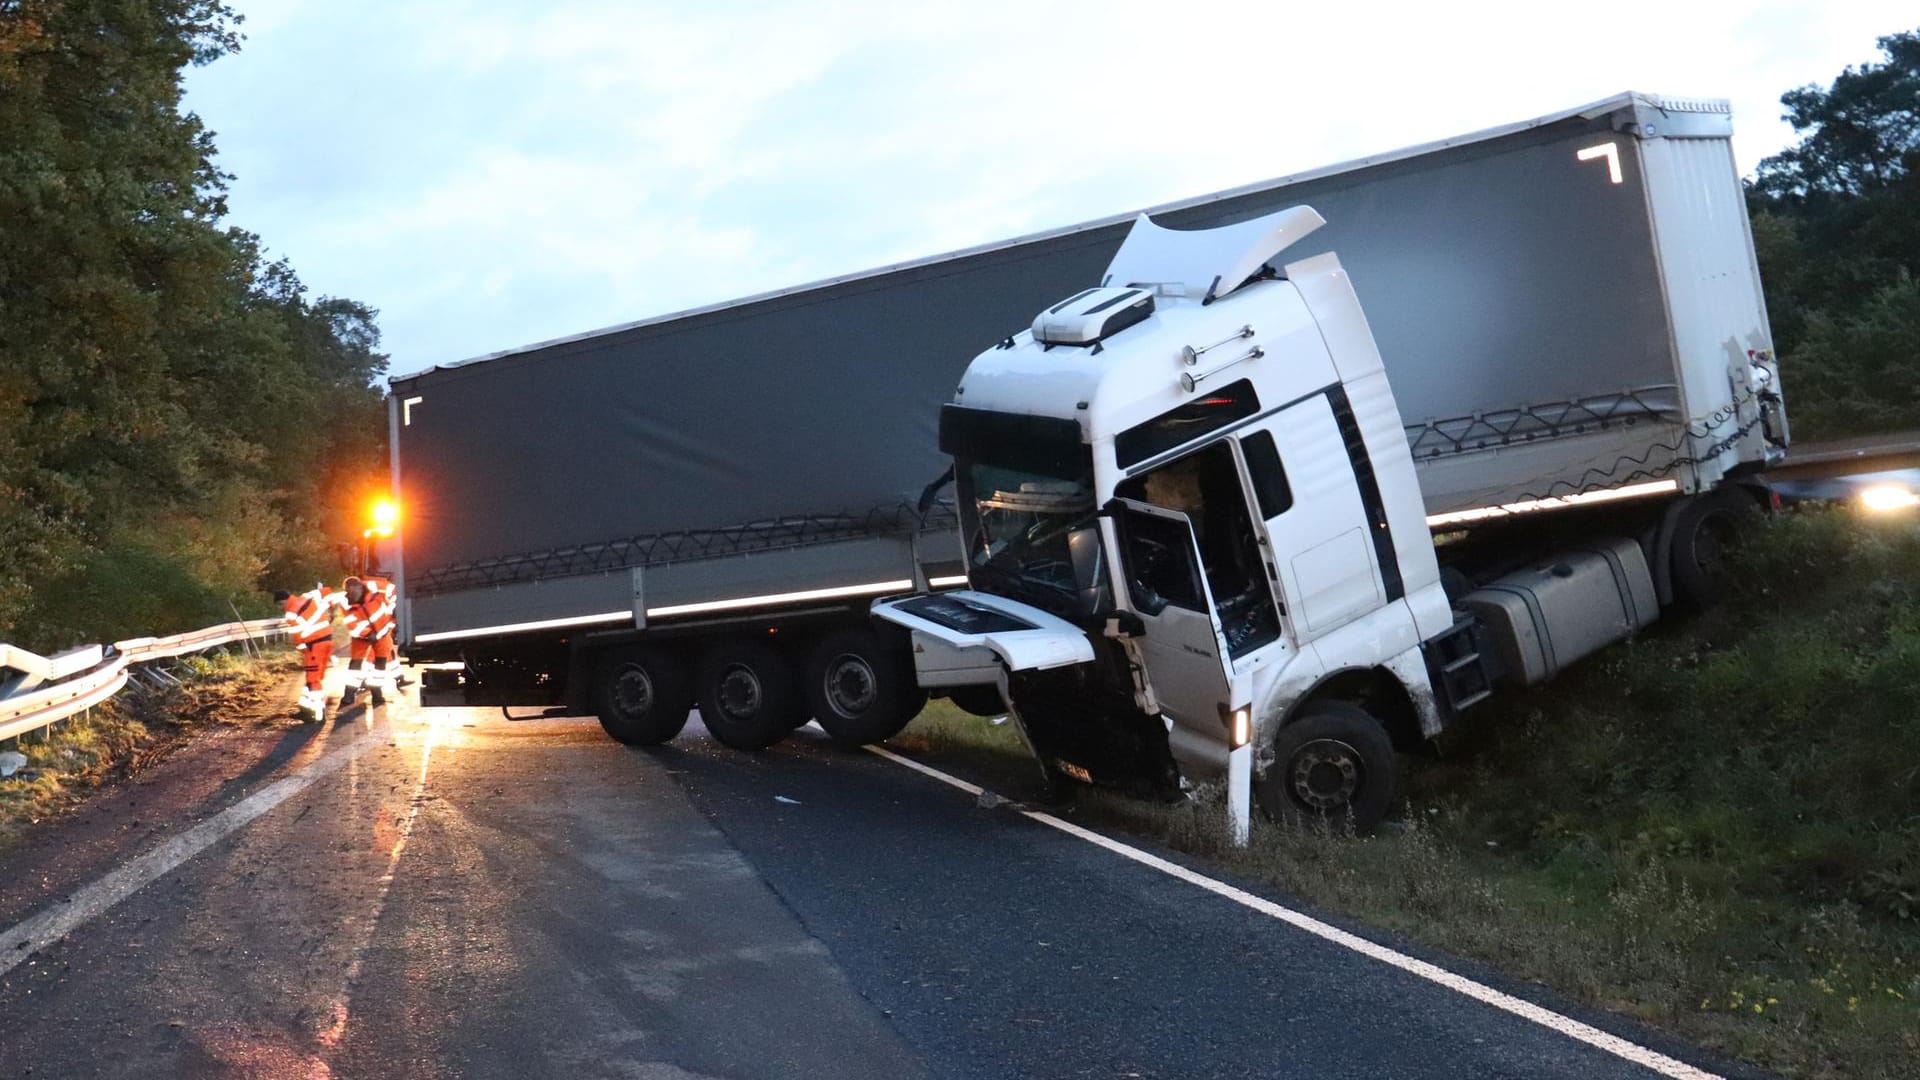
[{"left": 366, "top": 497, "right": 399, "bottom": 539}]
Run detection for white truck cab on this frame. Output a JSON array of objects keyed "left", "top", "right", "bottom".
[{"left": 879, "top": 207, "right": 1478, "bottom": 839}]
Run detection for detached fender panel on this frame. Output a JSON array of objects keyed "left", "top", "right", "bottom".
[{"left": 873, "top": 591, "right": 1096, "bottom": 674}]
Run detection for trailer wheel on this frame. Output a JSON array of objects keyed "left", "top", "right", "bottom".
[
  {"left": 1670, "top": 489, "right": 1758, "bottom": 608},
  {"left": 1255, "top": 700, "right": 1399, "bottom": 831},
  {"left": 803, "top": 628, "right": 926, "bottom": 746},
  {"left": 696, "top": 640, "right": 804, "bottom": 751},
  {"left": 594, "top": 649, "right": 692, "bottom": 746},
  {"left": 945, "top": 684, "right": 1007, "bottom": 718}
]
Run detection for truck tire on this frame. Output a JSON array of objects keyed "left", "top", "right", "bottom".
[
  {"left": 1255, "top": 700, "right": 1399, "bottom": 831},
  {"left": 594, "top": 648, "right": 692, "bottom": 745},
  {"left": 1670, "top": 488, "right": 1758, "bottom": 608},
  {"left": 696, "top": 640, "right": 804, "bottom": 751},
  {"left": 803, "top": 628, "right": 927, "bottom": 746},
  {"left": 945, "top": 684, "right": 1007, "bottom": 718}
]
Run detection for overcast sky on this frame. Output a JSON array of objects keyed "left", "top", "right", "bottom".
[{"left": 183, "top": 1, "right": 1917, "bottom": 377}]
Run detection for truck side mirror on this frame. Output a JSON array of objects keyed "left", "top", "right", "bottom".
[{"left": 1068, "top": 524, "right": 1113, "bottom": 615}]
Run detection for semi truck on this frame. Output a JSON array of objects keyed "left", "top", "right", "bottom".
[{"left": 387, "top": 92, "right": 1784, "bottom": 832}]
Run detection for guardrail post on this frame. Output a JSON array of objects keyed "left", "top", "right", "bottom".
[{"left": 226, "top": 603, "right": 260, "bottom": 659}]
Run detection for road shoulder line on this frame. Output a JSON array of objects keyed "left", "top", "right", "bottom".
[
  {"left": 865, "top": 744, "right": 1723, "bottom": 1080},
  {"left": 0, "top": 728, "right": 386, "bottom": 978}
]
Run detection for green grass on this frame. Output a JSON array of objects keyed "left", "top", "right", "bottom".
[
  {"left": 0, "top": 650, "right": 298, "bottom": 846},
  {"left": 894, "top": 505, "right": 1920, "bottom": 1080}
]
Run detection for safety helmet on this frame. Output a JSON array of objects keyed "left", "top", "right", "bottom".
[{"left": 344, "top": 576, "right": 365, "bottom": 601}]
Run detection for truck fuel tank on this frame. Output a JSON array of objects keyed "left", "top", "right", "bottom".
[{"left": 1461, "top": 537, "right": 1658, "bottom": 687}]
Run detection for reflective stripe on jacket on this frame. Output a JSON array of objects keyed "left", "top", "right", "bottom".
[
  {"left": 281, "top": 586, "right": 338, "bottom": 646},
  {"left": 343, "top": 577, "right": 396, "bottom": 642}
]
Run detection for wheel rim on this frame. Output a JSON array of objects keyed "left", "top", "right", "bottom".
[
  {"left": 1288, "top": 738, "right": 1363, "bottom": 811},
  {"left": 716, "top": 664, "right": 764, "bottom": 720},
  {"left": 823, "top": 653, "right": 878, "bottom": 719},
  {"left": 611, "top": 664, "right": 653, "bottom": 721}
]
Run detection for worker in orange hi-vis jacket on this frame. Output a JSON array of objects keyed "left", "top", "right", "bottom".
[
  {"left": 339, "top": 575, "right": 397, "bottom": 707},
  {"left": 276, "top": 584, "right": 340, "bottom": 721},
  {"left": 375, "top": 575, "right": 414, "bottom": 689}
]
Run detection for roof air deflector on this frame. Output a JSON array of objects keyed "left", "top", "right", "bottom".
[{"left": 1104, "top": 205, "right": 1326, "bottom": 302}]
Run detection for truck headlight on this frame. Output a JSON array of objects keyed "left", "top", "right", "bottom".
[{"left": 1860, "top": 484, "right": 1920, "bottom": 513}]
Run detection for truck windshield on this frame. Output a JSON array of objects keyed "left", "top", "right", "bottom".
[
  {"left": 961, "top": 464, "right": 1096, "bottom": 603},
  {"left": 940, "top": 406, "right": 1103, "bottom": 618}
]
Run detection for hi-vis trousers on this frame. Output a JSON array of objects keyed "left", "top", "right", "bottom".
[{"left": 344, "top": 636, "right": 395, "bottom": 690}]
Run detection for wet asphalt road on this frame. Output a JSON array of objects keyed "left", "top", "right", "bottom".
[{"left": 0, "top": 680, "right": 1765, "bottom": 1079}]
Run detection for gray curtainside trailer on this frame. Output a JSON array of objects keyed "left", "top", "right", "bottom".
[{"left": 387, "top": 91, "right": 1784, "bottom": 749}]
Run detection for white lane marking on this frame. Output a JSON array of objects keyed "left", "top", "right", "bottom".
[
  {"left": 0, "top": 730, "right": 387, "bottom": 978},
  {"left": 864, "top": 745, "right": 1722, "bottom": 1080},
  {"left": 867, "top": 744, "right": 984, "bottom": 797}
]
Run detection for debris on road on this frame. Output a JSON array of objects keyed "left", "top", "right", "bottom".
[
  {"left": 0, "top": 655, "right": 297, "bottom": 844},
  {"left": 774, "top": 795, "right": 801, "bottom": 805}
]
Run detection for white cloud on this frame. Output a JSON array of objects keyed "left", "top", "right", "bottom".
[{"left": 187, "top": 0, "right": 1919, "bottom": 372}]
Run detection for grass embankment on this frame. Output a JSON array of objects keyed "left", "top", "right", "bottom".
[
  {"left": 0, "top": 650, "right": 298, "bottom": 847},
  {"left": 894, "top": 506, "right": 1920, "bottom": 1080}
]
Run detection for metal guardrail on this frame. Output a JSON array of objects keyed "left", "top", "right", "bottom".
[
  {"left": 1764, "top": 430, "right": 1920, "bottom": 482},
  {"left": 0, "top": 618, "right": 287, "bottom": 745}
]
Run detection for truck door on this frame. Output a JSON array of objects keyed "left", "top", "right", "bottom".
[
  {"left": 1257, "top": 396, "right": 1384, "bottom": 636},
  {"left": 1106, "top": 498, "right": 1234, "bottom": 733}
]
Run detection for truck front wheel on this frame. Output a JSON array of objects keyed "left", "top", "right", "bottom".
[
  {"left": 697, "top": 640, "right": 804, "bottom": 751},
  {"left": 594, "top": 648, "right": 693, "bottom": 746},
  {"left": 803, "top": 628, "right": 926, "bottom": 746},
  {"left": 1255, "top": 700, "right": 1400, "bottom": 831}
]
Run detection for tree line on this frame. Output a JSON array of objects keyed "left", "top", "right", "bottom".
[
  {"left": 1750, "top": 26, "right": 1920, "bottom": 440},
  {"left": 1, "top": 0, "right": 385, "bottom": 650},
  {"left": 0, "top": 7, "right": 1915, "bottom": 651}
]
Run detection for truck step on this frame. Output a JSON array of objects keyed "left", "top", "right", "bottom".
[
  {"left": 1450, "top": 688, "right": 1493, "bottom": 710},
  {"left": 1423, "top": 617, "right": 1497, "bottom": 718}
]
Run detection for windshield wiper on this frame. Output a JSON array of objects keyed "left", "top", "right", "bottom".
[
  {"left": 1011, "top": 559, "right": 1075, "bottom": 596},
  {"left": 975, "top": 559, "right": 1061, "bottom": 608},
  {"left": 967, "top": 558, "right": 1020, "bottom": 598}
]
